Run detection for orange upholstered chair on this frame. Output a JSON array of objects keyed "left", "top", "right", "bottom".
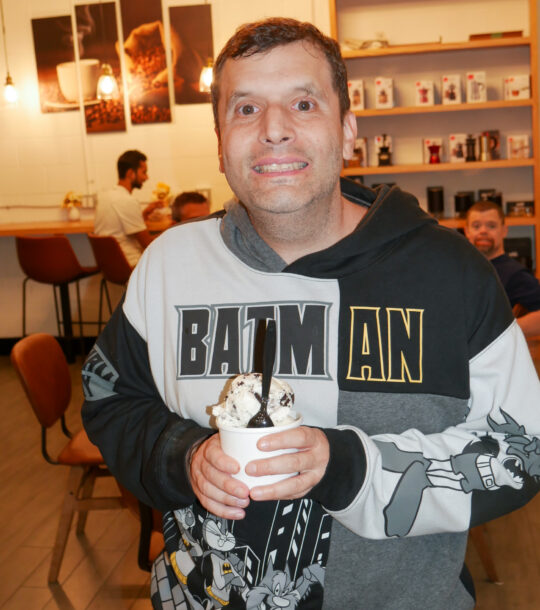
[
  {"left": 87, "top": 234, "right": 133, "bottom": 332},
  {"left": 10, "top": 333, "right": 124, "bottom": 583}
]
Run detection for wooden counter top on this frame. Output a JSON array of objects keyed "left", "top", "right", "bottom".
[
  {"left": 0, "top": 219, "right": 95, "bottom": 237},
  {"left": 0, "top": 216, "right": 173, "bottom": 237}
]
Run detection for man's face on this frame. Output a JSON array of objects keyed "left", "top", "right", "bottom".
[
  {"left": 216, "top": 41, "right": 355, "bottom": 218},
  {"left": 131, "top": 161, "right": 148, "bottom": 190},
  {"left": 465, "top": 209, "right": 507, "bottom": 259}
]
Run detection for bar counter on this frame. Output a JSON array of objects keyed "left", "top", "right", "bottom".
[
  {"left": 0, "top": 216, "right": 172, "bottom": 237},
  {"left": 0, "top": 220, "right": 95, "bottom": 237}
]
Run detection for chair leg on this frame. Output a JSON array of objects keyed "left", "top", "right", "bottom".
[
  {"left": 98, "top": 279, "right": 113, "bottom": 333},
  {"left": 48, "top": 466, "right": 82, "bottom": 584},
  {"left": 22, "top": 277, "right": 29, "bottom": 337},
  {"left": 103, "top": 280, "right": 113, "bottom": 315},
  {"left": 97, "top": 278, "right": 105, "bottom": 334},
  {"left": 76, "top": 468, "right": 97, "bottom": 534},
  {"left": 52, "top": 285, "right": 63, "bottom": 337},
  {"left": 469, "top": 524, "right": 502, "bottom": 584},
  {"left": 75, "top": 280, "right": 86, "bottom": 356}
]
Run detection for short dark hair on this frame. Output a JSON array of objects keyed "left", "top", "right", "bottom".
[
  {"left": 466, "top": 200, "right": 505, "bottom": 224},
  {"left": 171, "top": 191, "right": 209, "bottom": 222},
  {"left": 117, "top": 150, "right": 147, "bottom": 179},
  {"left": 211, "top": 17, "right": 350, "bottom": 133}
]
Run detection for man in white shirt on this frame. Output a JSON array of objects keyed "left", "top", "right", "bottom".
[{"left": 94, "top": 150, "right": 160, "bottom": 266}]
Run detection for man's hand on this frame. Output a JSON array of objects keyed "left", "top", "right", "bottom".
[
  {"left": 190, "top": 434, "right": 251, "bottom": 520},
  {"left": 246, "top": 426, "right": 330, "bottom": 501}
]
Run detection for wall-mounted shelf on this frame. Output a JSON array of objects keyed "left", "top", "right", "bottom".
[
  {"left": 355, "top": 99, "right": 533, "bottom": 117},
  {"left": 343, "top": 159, "right": 535, "bottom": 176},
  {"left": 341, "top": 36, "right": 531, "bottom": 59},
  {"left": 440, "top": 216, "right": 537, "bottom": 230}
]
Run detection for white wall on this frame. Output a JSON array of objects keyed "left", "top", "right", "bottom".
[{"left": 0, "top": 0, "right": 331, "bottom": 338}]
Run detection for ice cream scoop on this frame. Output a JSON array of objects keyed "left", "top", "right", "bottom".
[{"left": 212, "top": 373, "right": 295, "bottom": 429}]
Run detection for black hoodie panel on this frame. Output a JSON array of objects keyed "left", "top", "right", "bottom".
[{"left": 288, "top": 181, "right": 513, "bottom": 399}]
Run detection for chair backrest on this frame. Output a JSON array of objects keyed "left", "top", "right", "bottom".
[
  {"left": 87, "top": 234, "right": 133, "bottom": 285},
  {"left": 11, "top": 333, "right": 72, "bottom": 428},
  {"left": 16, "top": 235, "right": 85, "bottom": 285}
]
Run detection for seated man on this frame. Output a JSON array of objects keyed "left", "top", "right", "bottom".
[
  {"left": 94, "top": 150, "right": 161, "bottom": 266},
  {"left": 465, "top": 200, "right": 540, "bottom": 337},
  {"left": 170, "top": 191, "right": 210, "bottom": 223}
]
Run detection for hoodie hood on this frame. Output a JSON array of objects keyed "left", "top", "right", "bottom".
[
  {"left": 220, "top": 177, "right": 436, "bottom": 277},
  {"left": 287, "top": 177, "right": 437, "bottom": 278}
]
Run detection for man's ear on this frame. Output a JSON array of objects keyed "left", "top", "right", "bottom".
[
  {"left": 342, "top": 110, "right": 357, "bottom": 160},
  {"left": 215, "top": 127, "right": 224, "bottom": 174}
]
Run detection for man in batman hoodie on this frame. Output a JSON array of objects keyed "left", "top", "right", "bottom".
[{"left": 82, "top": 17, "right": 540, "bottom": 610}]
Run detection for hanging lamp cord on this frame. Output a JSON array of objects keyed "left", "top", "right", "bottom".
[{"left": 0, "top": 0, "right": 10, "bottom": 75}]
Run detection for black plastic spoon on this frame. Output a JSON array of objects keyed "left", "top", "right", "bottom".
[{"left": 247, "top": 319, "right": 276, "bottom": 428}]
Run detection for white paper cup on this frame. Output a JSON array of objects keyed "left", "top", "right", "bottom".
[
  {"left": 56, "top": 58, "right": 100, "bottom": 102},
  {"left": 219, "top": 415, "right": 303, "bottom": 489}
]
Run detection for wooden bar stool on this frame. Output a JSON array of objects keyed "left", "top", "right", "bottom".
[
  {"left": 87, "top": 234, "right": 133, "bottom": 332},
  {"left": 16, "top": 235, "right": 99, "bottom": 359}
]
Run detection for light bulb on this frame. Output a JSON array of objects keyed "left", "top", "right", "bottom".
[
  {"left": 199, "top": 59, "right": 213, "bottom": 93},
  {"left": 3, "top": 73, "right": 18, "bottom": 104},
  {"left": 97, "top": 64, "right": 119, "bottom": 100}
]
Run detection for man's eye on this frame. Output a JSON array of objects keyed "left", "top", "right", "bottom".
[
  {"left": 238, "top": 104, "right": 257, "bottom": 115},
  {"left": 295, "top": 100, "right": 314, "bottom": 111}
]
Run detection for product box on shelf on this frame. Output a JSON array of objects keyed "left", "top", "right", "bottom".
[
  {"left": 415, "top": 80, "right": 434, "bottom": 106},
  {"left": 344, "top": 137, "right": 368, "bottom": 168},
  {"left": 506, "top": 200, "right": 534, "bottom": 217},
  {"left": 482, "top": 130, "right": 500, "bottom": 160},
  {"left": 441, "top": 74, "right": 462, "bottom": 105},
  {"left": 507, "top": 134, "right": 530, "bottom": 159},
  {"left": 374, "top": 134, "right": 392, "bottom": 166},
  {"left": 466, "top": 71, "right": 487, "bottom": 103},
  {"left": 374, "top": 134, "right": 392, "bottom": 153},
  {"left": 423, "top": 137, "right": 443, "bottom": 164},
  {"left": 348, "top": 79, "right": 365, "bottom": 111},
  {"left": 504, "top": 74, "right": 531, "bottom": 100},
  {"left": 448, "top": 133, "right": 467, "bottom": 163},
  {"left": 375, "top": 77, "right": 393, "bottom": 109}
]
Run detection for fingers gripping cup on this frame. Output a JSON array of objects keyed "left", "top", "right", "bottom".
[
  {"left": 212, "top": 373, "right": 301, "bottom": 489},
  {"left": 218, "top": 414, "right": 303, "bottom": 488}
]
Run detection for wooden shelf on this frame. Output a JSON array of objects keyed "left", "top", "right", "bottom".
[
  {"left": 341, "top": 36, "right": 531, "bottom": 59},
  {"left": 440, "top": 216, "right": 537, "bottom": 229},
  {"left": 354, "top": 99, "right": 533, "bottom": 117},
  {"left": 342, "top": 158, "right": 535, "bottom": 176}
]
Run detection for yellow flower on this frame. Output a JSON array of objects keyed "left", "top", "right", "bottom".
[
  {"left": 153, "top": 182, "right": 171, "bottom": 201},
  {"left": 62, "top": 191, "right": 82, "bottom": 208}
]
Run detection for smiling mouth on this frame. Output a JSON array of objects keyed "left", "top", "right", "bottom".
[{"left": 253, "top": 162, "right": 308, "bottom": 174}]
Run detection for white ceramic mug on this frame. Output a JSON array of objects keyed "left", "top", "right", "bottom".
[
  {"left": 219, "top": 415, "right": 303, "bottom": 489},
  {"left": 56, "top": 58, "right": 100, "bottom": 102}
]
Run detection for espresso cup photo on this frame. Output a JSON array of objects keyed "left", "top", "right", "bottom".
[{"left": 56, "top": 58, "right": 100, "bottom": 102}]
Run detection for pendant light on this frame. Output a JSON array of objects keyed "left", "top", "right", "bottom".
[
  {"left": 97, "top": 63, "right": 118, "bottom": 100},
  {"left": 199, "top": 58, "right": 213, "bottom": 93},
  {"left": 95, "top": 1, "right": 119, "bottom": 100},
  {"left": 0, "top": 0, "right": 18, "bottom": 105}
]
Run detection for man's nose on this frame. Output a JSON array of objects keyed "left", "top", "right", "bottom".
[{"left": 259, "top": 105, "right": 294, "bottom": 145}]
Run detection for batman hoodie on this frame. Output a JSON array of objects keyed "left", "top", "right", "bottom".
[{"left": 82, "top": 179, "right": 540, "bottom": 610}]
